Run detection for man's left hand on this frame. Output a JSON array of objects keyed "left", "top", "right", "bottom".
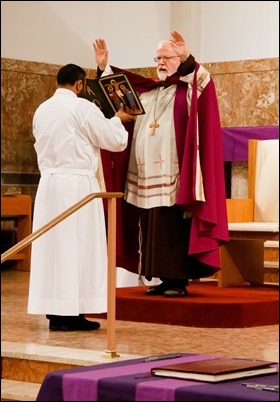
[{"left": 170, "top": 30, "right": 190, "bottom": 62}]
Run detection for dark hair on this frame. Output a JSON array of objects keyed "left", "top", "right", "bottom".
[{"left": 56, "top": 64, "right": 86, "bottom": 86}]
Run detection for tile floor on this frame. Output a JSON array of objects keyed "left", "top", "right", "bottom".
[{"left": 1, "top": 268, "right": 279, "bottom": 363}]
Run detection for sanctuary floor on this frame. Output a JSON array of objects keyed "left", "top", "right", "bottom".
[{"left": 1, "top": 268, "right": 279, "bottom": 363}]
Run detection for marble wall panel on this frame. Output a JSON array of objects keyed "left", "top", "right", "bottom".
[
  {"left": 230, "top": 70, "right": 278, "bottom": 127},
  {"left": 207, "top": 58, "right": 279, "bottom": 127},
  {"left": 231, "top": 162, "right": 249, "bottom": 199},
  {"left": 211, "top": 73, "right": 235, "bottom": 128},
  {"left": 1, "top": 57, "right": 279, "bottom": 201}
]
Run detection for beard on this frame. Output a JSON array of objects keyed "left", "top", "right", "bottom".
[
  {"left": 77, "top": 86, "right": 86, "bottom": 98},
  {"left": 157, "top": 67, "right": 177, "bottom": 81},
  {"left": 157, "top": 70, "right": 168, "bottom": 80}
]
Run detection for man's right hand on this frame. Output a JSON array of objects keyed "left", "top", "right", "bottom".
[
  {"left": 93, "top": 38, "right": 108, "bottom": 71},
  {"left": 115, "top": 104, "right": 136, "bottom": 123}
]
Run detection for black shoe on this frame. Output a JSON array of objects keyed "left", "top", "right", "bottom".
[
  {"left": 49, "top": 322, "right": 61, "bottom": 331},
  {"left": 164, "top": 288, "right": 188, "bottom": 297},
  {"left": 48, "top": 315, "right": 100, "bottom": 331},
  {"left": 145, "top": 282, "right": 168, "bottom": 295},
  {"left": 47, "top": 315, "right": 61, "bottom": 331},
  {"left": 59, "top": 320, "right": 100, "bottom": 331}
]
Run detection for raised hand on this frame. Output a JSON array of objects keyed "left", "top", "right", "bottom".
[
  {"left": 170, "top": 31, "right": 190, "bottom": 62},
  {"left": 93, "top": 38, "right": 108, "bottom": 70}
]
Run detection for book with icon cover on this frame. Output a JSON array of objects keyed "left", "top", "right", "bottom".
[
  {"left": 83, "top": 73, "right": 145, "bottom": 118},
  {"left": 151, "top": 357, "right": 277, "bottom": 383}
]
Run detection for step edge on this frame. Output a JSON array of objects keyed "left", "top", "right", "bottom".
[
  {"left": 264, "top": 240, "right": 279, "bottom": 248},
  {"left": 264, "top": 261, "right": 279, "bottom": 268},
  {"left": 1, "top": 341, "right": 141, "bottom": 366},
  {"left": 1, "top": 379, "right": 40, "bottom": 401}
]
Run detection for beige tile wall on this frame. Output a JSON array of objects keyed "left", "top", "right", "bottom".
[{"left": 1, "top": 57, "right": 279, "bottom": 202}]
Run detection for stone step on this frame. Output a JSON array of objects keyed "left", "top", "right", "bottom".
[
  {"left": 2, "top": 355, "right": 80, "bottom": 384},
  {"left": 264, "top": 241, "right": 279, "bottom": 284},
  {"left": 264, "top": 261, "right": 279, "bottom": 268},
  {"left": 263, "top": 261, "right": 279, "bottom": 285},
  {"left": 1, "top": 342, "right": 88, "bottom": 384},
  {"left": 1, "top": 341, "right": 140, "bottom": 394},
  {"left": 1, "top": 379, "right": 40, "bottom": 401},
  {"left": 264, "top": 240, "right": 279, "bottom": 262}
]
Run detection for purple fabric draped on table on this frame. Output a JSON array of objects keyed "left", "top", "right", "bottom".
[
  {"left": 36, "top": 353, "right": 279, "bottom": 401},
  {"left": 222, "top": 126, "right": 279, "bottom": 161}
]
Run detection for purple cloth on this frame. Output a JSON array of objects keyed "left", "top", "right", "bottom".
[
  {"left": 62, "top": 354, "right": 205, "bottom": 401},
  {"left": 222, "top": 126, "right": 279, "bottom": 161},
  {"left": 36, "top": 353, "right": 279, "bottom": 401},
  {"left": 174, "top": 375, "right": 279, "bottom": 401}
]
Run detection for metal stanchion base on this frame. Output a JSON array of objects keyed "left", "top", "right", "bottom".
[{"left": 102, "top": 350, "right": 120, "bottom": 358}]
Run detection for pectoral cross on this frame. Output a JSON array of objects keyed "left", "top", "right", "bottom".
[{"left": 149, "top": 120, "right": 159, "bottom": 135}]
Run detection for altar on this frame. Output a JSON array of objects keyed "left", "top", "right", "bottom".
[
  {"left": 36, "top": 353, "right": 279, "bottom": 401},
  {"left": 221, "top": 125, "right": 279, "bottom": 161},
  {"left": 221, "top": 125, "right": 278, "bottom": 198}
]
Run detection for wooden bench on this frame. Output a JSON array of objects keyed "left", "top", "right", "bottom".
[
  {"left": 1, "top": 195, "right": 32, "bottom": 270},
  {"left": 218, "top": 139, "right": 279, "bottom": 287}
]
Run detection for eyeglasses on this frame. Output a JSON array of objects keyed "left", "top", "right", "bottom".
[{"left": 153, "top": 56, "right": 180, "bottom": 63}]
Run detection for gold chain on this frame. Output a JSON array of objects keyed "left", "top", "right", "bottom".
[{"left": 149, "top": 87, "right": 175, "bottom": 135}]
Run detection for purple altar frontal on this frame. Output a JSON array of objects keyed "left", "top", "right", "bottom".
[
  {"left": 36, "top": 353, "right": 279, "bottom": 401},
  {"left": 221, "top": 126, "right": 279, "bottom": 161}
]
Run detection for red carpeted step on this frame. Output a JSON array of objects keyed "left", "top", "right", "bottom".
[{"left": 88, "top": 281, "right": 279, "bottom": 328}]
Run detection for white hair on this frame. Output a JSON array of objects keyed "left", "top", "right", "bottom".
[{"left": 157, "top": 40, "right": 173, "bottom": 50}]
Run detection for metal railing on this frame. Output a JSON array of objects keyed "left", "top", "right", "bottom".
[{"left": 1, "top": 192, "right": 123, "bottom": 358}]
